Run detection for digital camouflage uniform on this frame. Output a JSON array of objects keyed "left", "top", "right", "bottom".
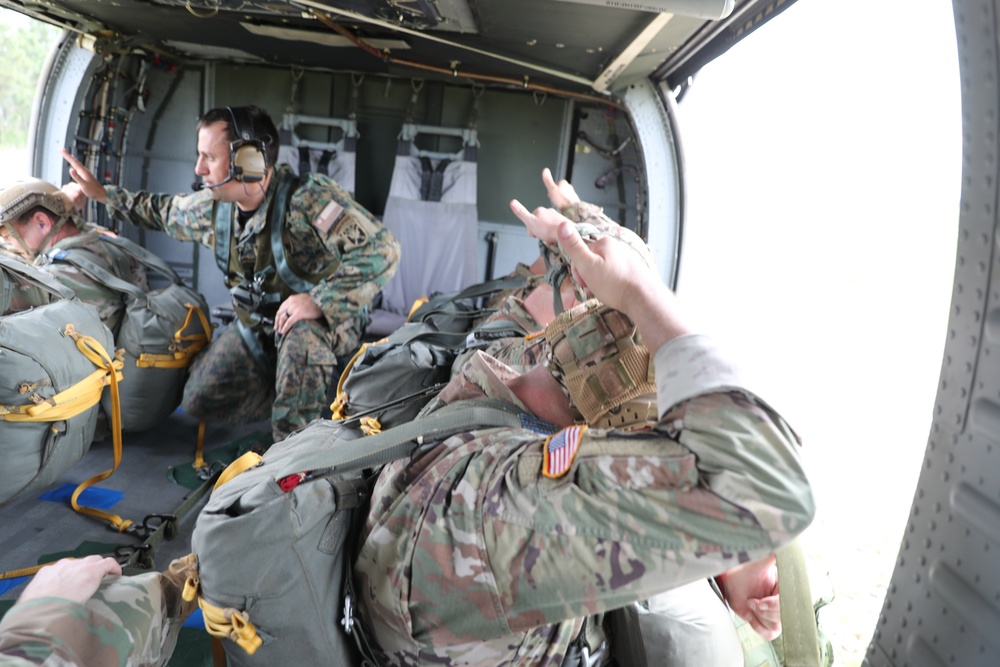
[
  {"left": 0, "top": 571, "right": 183, "bottom": 667},
  {"left": 353, "top": 332, "right": 814, "bottom": 667},
  {"left": 33, "top": 225, "right": 149, "bottom": 337},
  {"left": 104, "top": 165, "right": 400, "bottom": 440}
]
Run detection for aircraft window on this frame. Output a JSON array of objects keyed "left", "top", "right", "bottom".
[{"left": 674, "top": 2, "right": 960, "bottom": 665}]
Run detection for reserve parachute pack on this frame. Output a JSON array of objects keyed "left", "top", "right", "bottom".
[
  {"left": 331, "top": 275, "right": 529, "bottom": 434},
  {"left": 44, "top": 234, "right": 212, "bottom": 432},
  {"left": 189, "top": 401, "right": 523, "bottom": 666},
  {"left": 0, "top": 254, "right": 120, "bottom": 507}
]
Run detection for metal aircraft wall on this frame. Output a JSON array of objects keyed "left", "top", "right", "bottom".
[{"left": 866, "top": 0, "right": 1000, "bottom": 665}]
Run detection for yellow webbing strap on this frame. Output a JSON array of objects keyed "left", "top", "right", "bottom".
[
  {"left": 0, "top": 563, "right": 48, "bottom": 580},
  {"left": 65, "top": 327, "right": 133, "bottom": 532},
  {"left": 0, "top": 327, "right": 124, "bottom": 423},
  {"left": 330, "top": 339, "right": 384, "bottom": 420},
  {"left": 406, "top": 296, "right": 429, "bottom": 322},
  {"left": 213, "top": 451, "right": 263, "bottom": 491},
  {"left": 191, "top": 454, "right": 266, "bottom": 659},
  {"left": 198, "top": 596, "right": 264, "bottom": 655},
  {"left": 136, "top": 303, "right": 214, "bottom": 369},
  {"left": 193, "top": 420, "right": 208, "bottom": 470},
  {"left": 360, "top": 416, "right": 382, "bottom": 435}
]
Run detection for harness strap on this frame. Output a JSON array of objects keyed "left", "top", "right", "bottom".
[
  {"left": 0, "top": 253, "right": 77, "bottom": 301},
  {"left": 236, "top": 318, "right": 275, "bottom": 377},
  {"left": 278, "top": 398, "right": 522, "bottom": 479},
  {"left": 269, "top": 171, "right": 313, "bottom": 293},
  {"left": 774, "top": 539, "right": 823, "bottom": 666},
  {"left": 213, "top": 202, "right": 234, "bottom": 276}
]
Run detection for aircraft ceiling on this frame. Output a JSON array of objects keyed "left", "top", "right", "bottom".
[{"left": 0, "top": 0, "right": 798, "bottom": 99}]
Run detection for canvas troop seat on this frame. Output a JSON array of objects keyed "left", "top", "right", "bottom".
[
  {"left": 368, "top": 122, "right": 481, "bottom": 337},
  {"left": 277, "top": 113, "right": 358, "bottom": 195}
]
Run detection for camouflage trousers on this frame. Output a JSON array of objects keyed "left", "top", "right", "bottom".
[{"left": 181, "top": 317, "right": 347, "bottom": 442}]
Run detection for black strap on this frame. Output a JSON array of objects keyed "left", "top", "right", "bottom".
[
  {"left": 298, "top": 146, "right": 311, "bottom": 176},
  {"left": 418, "top": 156, "right": 433, "bottom": 201},
  {"left": 317, "top": 149, "right": 336, "bottom": 175},
  {"left": 428, "top": 158, "right": 450, "bottom": 202}
]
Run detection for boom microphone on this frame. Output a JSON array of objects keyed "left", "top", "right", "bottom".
[{"left": 193, "top": 175, "right": 233, "bottom": 191}]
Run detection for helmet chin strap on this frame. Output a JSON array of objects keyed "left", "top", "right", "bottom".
[
  {"left": 5, "top": 212, "right": 71, "bottom": 260},
  {"left": 2, "top": 221, "right": 36, "bottom": 259}
]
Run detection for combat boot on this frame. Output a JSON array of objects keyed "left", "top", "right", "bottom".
[{"left": 161, "top": 552, "right": 199, "bottom": 621}]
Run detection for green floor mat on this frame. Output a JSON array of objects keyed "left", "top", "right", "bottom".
[{"left": 166, "top": 430, "right": 272, "bottom": 489}]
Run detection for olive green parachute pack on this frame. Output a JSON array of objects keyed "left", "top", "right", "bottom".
[
  {"left": 0, "top": 254, "right": 119, "bottom": 508},
  {"left": 329, "top": 275, "right": 530, "bottom": 434},
  {"left": 43, "top": 234, "right": 212, "bottom": 432},
  {"left": 189, "top": 401, "right": 524, "bottom": 667}
]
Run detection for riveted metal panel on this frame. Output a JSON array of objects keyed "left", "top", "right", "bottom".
[{"left": 865, "top": 1, "right": 1000, "bottom": 665}]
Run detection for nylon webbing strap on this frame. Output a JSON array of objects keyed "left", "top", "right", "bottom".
[
  {"left": 212, "top": 202, "right": 233, "bottom": 276},
  {"left": 775, "top": 539, "right": 822, "bottom": 667},
  {"left": 236, "top": 318, "right": 274, "bottom": 377},
  {"left": 46, "top": 249, "right": 147, "bottom": 301},
  {"left": 0, "top": 253, "right": 76, "bottom": 301},
  {"left": 279, "top": 401, "right": 522, "bottom": 478},
  {"left": 269, "top": 171, "right": 313, "bottom": 293},
  {"left": 98, "top": 234, "right": 184, "bottom": 285}
]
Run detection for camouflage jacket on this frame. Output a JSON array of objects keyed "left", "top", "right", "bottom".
[
  {"left": 104, "top": 166, "right": 400, "bottom": 347},
  {"left": 0, "top": 572, "right": 175, "bottom": 667},
  {"left": 32, "top": 226, "right": 149, "bottom": 337},
  {"left": 354, "top": 334, "right": 815, "bottom": 667}
]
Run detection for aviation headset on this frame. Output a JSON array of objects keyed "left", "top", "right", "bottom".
[{"left": 227, "top": 106, "right": 268, "bottom": 184}]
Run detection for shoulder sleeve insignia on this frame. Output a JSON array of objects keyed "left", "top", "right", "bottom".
[
  {"left": 313, "top": 200, "right": 345, "bottom": 234},
  {"left": 542, "top": 425, "right": 587, "bottom": 479}
]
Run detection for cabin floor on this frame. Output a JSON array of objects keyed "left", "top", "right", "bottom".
[{"left": 0, "top": 411, "right": 270, "bottom": 602}]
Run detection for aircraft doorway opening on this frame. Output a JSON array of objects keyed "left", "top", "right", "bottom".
[{"left": 674, "top": 2, "right": 961, "bottom": 666}]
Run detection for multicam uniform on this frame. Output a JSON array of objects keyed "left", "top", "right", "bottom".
[
  {"left": 353, "top": 334, "right": 815, "bottom": 666},
  {"left": 0, "top": 571, "right": 182, "bottom": 667},
  {"left": 103, "top": 165, "right": 400, "bottom": 440}
]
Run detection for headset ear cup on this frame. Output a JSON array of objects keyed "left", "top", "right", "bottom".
[{"left": 233, "top": 143, "right": 266, "bottom": 183}]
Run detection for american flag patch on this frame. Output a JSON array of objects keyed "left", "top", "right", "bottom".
[{"left": 542, "top": 425, "right": 587, "bottom": 479}]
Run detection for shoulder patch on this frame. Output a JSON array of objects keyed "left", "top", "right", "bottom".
[
  {"left": 313, "top": 200, "right": 345, "bottom": 234},
  {"left": 331, "top": 212, "right": 371, "bottom": 251},
  {"left": 542, "top": 425, "right": 587, "bottom": 478}
]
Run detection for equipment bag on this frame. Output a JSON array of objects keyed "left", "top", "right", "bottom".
[
  {"left": 189, "top": 401, "right": 523, "bottom": 667},
  {"left": 332, "top": 276, "right": 529, "bottom": 433},
  {"left": 0, "top": 255, "right": 119, "bottom": 508},
  {"left": 46, "top": 235, "right": 212, "bottom": 432}
]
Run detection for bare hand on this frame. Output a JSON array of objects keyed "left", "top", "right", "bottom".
[
  {"left": 19, "top": 556, "right": 122, "bottom": 605},
  {"left": 541, "top": 167, "right": 580, "bottom": 210},
  {"left": 509, "top": 199, "right": 635, "bottom": 313},
  {"left": 60, "top": 182, "right": 87, "bottom": 212},
  {"left": 717, "top": 554, "right": 782, "bottom": 640},
  {"left": 275, "top": 293, "right": 322, "bottom": 335},
  {"left": 61, "top": 148, "right": 108, "bottom": 204}
]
